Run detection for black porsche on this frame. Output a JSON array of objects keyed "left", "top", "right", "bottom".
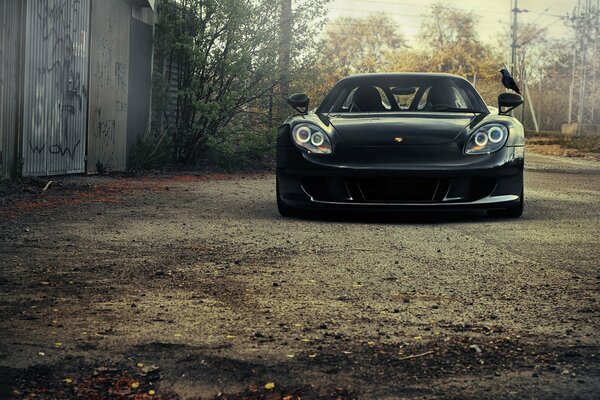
[{"left": 276, "top": 73, "right": 525, "bottom": 218}]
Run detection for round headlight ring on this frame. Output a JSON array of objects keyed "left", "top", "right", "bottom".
[
  {"left": 488, "top": 126, "right": 504, "bottom": 144},
  {"left": 295, "top": 126, "right": 311, "bottom": 143},
  {"left": 474, "top": 132, "right": 488, "bottom": 147},
  {"left": 311, "top": 132, "right": 325, "bottom": 146}
]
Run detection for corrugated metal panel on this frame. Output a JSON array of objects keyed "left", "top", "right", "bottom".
[
  {"left": 152, "top": 55, "right": 179, "bottom": 135},
  {"left": 127, "top": 16, "right": 153, "bottom": 163},
  {"left": 87, "top": 0, "right": 131, "bottom": 173},
  {"left": 21, "top": 0, "right": 90, "bottom": 176},
  {"left": 0, "top": 0, "right": 23, "bottom": 180}
]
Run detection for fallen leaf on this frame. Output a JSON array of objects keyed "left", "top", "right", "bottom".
[
  {"left": 469, "top": 344, "right": 483, "bottom": 353},
  {"left": 148, "top": 389, "right": 156, "bottom": 395},
  {"left": 131, "top": 381, "right": 140, "bottom": 389},
  {"left": 142, "top": 365, "right": 160, "bottom": 374},
  {"left": 264, "top": 382, "right": 275, "bottom": 390}
]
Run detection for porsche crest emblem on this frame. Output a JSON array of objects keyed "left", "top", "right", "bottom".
[{"left": 394, "top": 137, "right": 403, "bottom": 143}]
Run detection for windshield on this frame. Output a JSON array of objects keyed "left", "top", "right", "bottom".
[{"left": 319, "top": 75, "right": 488, "bottom": 114}]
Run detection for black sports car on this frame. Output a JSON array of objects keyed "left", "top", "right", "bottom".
[{"left": 276, "top": 73, "right": 525, "bottom": 218}]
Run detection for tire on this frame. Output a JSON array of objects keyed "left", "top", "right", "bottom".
[{"left": 488, "top": 186, "right": 524, "bottom": 218}]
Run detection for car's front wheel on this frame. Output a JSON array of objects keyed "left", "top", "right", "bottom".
[{"left": 488, "top": 186, "right": 524, "bottom": 218}]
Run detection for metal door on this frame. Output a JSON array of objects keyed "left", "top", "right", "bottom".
[{"left": 22, "top": 0, "right": 90, "bottom": 176}]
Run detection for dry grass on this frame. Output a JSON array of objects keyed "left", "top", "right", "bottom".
[{"left": 526, "top": 134, "right": 600, "bottom": 161}]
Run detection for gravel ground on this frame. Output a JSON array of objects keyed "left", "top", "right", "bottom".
[{"left": 0, "top": 152, "right": 599, "bottom": 399}]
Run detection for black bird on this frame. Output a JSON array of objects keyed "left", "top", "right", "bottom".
[{"left": 500, "top": 68, "right": 521, "bottom": 95}]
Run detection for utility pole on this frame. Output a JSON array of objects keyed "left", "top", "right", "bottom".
[
  {"left": 590, "top": 0, "right": 600, "bottom": 124},
  {"left": 279, "top": 0, "right": 292, "bottom": 105},
  {"left": 569, "top": 46, "right": 577, "bottom": 124},
  {"left": 511, "top": 0, "right": 519, "bottom": 76},
  {"left": 568, "top": 0, "right": 581, "bottom": 125},
  {"left": 577, "top": 0, "right": 590, "bottom": 136},
  {"left": 538, "top": 76, "right": 543, "bottom": 130},
  {"left": 524, "top": 82, "right": 540, "bottom": 133}
]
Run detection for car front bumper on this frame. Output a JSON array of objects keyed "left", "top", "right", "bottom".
[{"left": 277, "top": 146, "right": 524, "bottom": 212}]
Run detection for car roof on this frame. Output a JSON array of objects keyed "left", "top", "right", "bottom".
[{"left": 338, "top": 72, "right": 470, "bottom": 84}]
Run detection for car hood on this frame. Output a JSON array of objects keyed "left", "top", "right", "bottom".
[{"left": 326, "top": 113, "right": 483, "bottom": 147}]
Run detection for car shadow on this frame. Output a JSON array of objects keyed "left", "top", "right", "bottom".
[
  {"left": 289, "top": 209, "right": 493, "bottom": 225},
  {"left": 230, "top": 197, "right": 518, "bottom": 225}
]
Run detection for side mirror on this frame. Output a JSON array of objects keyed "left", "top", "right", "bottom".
[
  {"left": 287, "top": 93, "right": 309, "bottom": 114},
  {"left": 498, "top": 93, "right": 524, "bottom": 115}
]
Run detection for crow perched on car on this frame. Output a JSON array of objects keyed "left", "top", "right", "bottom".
[{"left": 500, "top": 68, "right": 521, "bottom": 95}]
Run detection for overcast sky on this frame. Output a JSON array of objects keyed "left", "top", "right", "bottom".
[{"left": 327, "top": 0, "right": 580, "bottom": 42}]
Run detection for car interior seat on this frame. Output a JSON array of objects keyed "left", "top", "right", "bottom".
[{"left": 352, "top": 86, "right": 385, "bottom": 112}]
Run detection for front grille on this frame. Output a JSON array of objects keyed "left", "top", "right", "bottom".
[{"left": 302, "top": 176, "right": 495, "bottom": 204}]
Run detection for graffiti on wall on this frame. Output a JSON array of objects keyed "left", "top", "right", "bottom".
[
  {"left": 26, "top": 0, "right": 88, "bottom": 173},
  {"left": 89, "top": 12, "right": 129, "bottom": 170}
]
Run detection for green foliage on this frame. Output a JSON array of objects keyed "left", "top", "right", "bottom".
[
  {"left": 129, "top": 132, "right": 172, "bottom": 171},
  {"left": 151, "top": 0, "right": 329, "bottom": 167},
  {"left": 96, "top": 160, "right": 108, "bottom": 175},
  {"left": 205, "top": 128, "right": 276, "bottom": 171}
]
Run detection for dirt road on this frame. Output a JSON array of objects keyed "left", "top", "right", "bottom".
[{"left": 1, "top": 152, "right": 599, "bottom": 399}]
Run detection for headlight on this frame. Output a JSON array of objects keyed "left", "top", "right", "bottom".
[
  {"left": 464, "top": 124, "right": 508, "bottom": 154},
  {"left": 292, "top": 123, "right": 332, "bottom": 154}
]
